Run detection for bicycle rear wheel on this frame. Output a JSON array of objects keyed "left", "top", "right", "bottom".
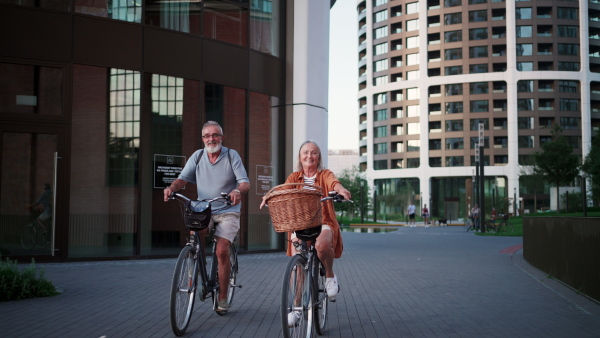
[
  {"left": 281, "top": 254, "right": 310, "bottom": 338},
  {"left": 312, "top": 258, "right": 328, "bottom": 335},
  {"left": 170, "top": 245, "right": 198, "bottom": 336},
  {"left": 21, "top": 223, "right": 37, "bottom": 250}
]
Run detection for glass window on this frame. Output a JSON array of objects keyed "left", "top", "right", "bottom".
[
  {"left": 470, "top": 46, "right": 488, "bottom": 58},
  {"left": 374, "top": 126, "right": 388, "bottom": 138},
  {"left": 406, "top": 70, "right": 420, "bottom": 80},
  {"left": 430, "top": 139, "right": 442, "bottom": 150},
  {"left": 517, "top": 117, "right": 534, "bottom": 130},
  {"left": 517, "top": 99, "right": 534, "bottom": 111},
  {"left": 374, "top": 26, "right": 389, "bottom": 39},
  {"left": 446, "top": 101, "right": 463, "bottom": 114},
  {"left": 516, "top": 44, "right": 533, "bottom": 56},
  {"left": 557, "top": 7, "right": 577, "bottom": 19},
  {"left": 250, "top": 0, "right": 280, "bottom": 56},
  {"left": 444, "top": 0, "right": 462, "bottom": 8},
  {"left": 109, "top": 68, "right": 141, "bottom": 186},
  {"left": 145, "top": 0, "right": 202, "bottom": 34},
  {"left": 469, "top": 28, "right": 488, "bottom": 40},
  {"left": 446, "top": 83, "right": 463, "bottom": 96},
  {"left": 559, "top": 81, "right": 578, "bottom": 92},
  {"left": 407, "top": 140, "right": 420, "bottom": 151},
  {"left": 407, "top": 122, "right": 420, "bottom": 134},
  {"left": 446, "top": 137, "right": 464, "bottom": 149},
  {"left": 444, "top": 30, "right": 462, "bottom": 42},
  {"left": 444, "top": 12, "right": 462, "bottom": 25},
  {"left": 373, "top": 160, "right": 388, "bottom": 170},
  {"left": 76, "top": 0, "right": 142, "bottom": 22},
  {"left": 446, "top": 156, "right": 464, "bottom": 167},
  {"left": 558, "top": 62, "right": 580, "bottom": 71},
  {"left": 516, "top": 7, "right": 532, "bottom": 20},
  {"left": 518, "top": 136, "right": 535, "bottom": 148},
  {"left": 470, "top": 136, "right": 489, "bottom": 148},
  {"left": 407, "top": 105, "right": 420, "bottom": 116},
  {"left": 469, "top": 10, "right": 487, "bottom": 22},
  {"left": 391, "top": 159, "right": 403, "bottom": 168},
  {"left": 470, "top": 100, "right": 488, "bottom": 112},
  {"left": 445, "top": 66, "right": 463, "bottom": 75},
  {"left": 446, "top": 120, "right": 463, "bottom": 131},
  {"left": 204, "top": 2, "right": 248, "bottom": 46},
  {"left": 470, "top": 82, "right": 488, "bottom": 94},
  {"left": 560, "top": 99, "right": 579, "bottom": 111},
  {"left": 560, "top": 117, "right": 579, "bottom": 129},
  {"left": 375, "top": 109, "right": 388, "bottom": 121},
  {"left": 375, "top": 142, "right": 388, "bottom": 154},
  {"left": 375, "top": 0, "right": 388, "bottom": 6},
  {"left": 374, "top": 10, "right": 389, "bottom": 23},
  {"left": 517, "top": 62, "right": 533, "bottom": 71},
  {"left": 558, "top": 26, "right": 578, "bottom": 37},
  {"left": 406, "top": 88, "right": 419, "bottom": 100},
  {"left": 406, "top": 2, "right": 419, "bottom": 14},
  {"left": 406, "top": 158, "right": 420, "bottom": 168},
  {"left": 374, "top": 59, "right": 389, "bottom": 72},
  {"left": 375, "top": 92, "right": 388, "bottom": 105},
  {"left": 470, "top": 118, "right": 489, "bottom": 131},
  {"left": 558, "top": 44, "right": 579, "bottom": 56},
  {"left": 430, "top": 157, "right": 442, "bottom": 167},
  {"left": 469, "top": 64, "right": 488, "bottom": 73},
  {"left": 516, "top": 26, "right": 532, "bottom": 37},
  {"left": 406, "top": 53, "right": 420, "bottom": 65},
  {"left": 445, "top": 48, "right": 463, "bottom": 60},
  {"left": 374, "top": 76, "right": 389, "bottom": 86},
  {"left": 406, "top": 36, "right": 420, "bottom": 49},
  {"left": 406, "top": 19, "right": 419, "bottom": 31},
  {"left": 0, "top": 63, "right": 64, "bottom": 115},
  {"left": 374, "top": 43, "right": 389, "bottom": 55}
]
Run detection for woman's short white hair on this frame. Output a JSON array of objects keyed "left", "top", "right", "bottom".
[{"left": 296, "top": 140, "right": 324, "bottom": 172}]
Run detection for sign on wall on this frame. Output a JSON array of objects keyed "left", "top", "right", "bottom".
[
  {"left": 154, "top": 154, "right": 186, "bottom": 189},
  {"left": 256, "top": 165, "right": 275, "bottom": 195}
]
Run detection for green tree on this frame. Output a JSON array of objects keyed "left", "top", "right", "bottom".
[
  {"left": 519, "top": 156, "right": 546, "bottom": 212},
  {"left": 336, "top": 166, "right": 370, "bottom": 220},
  {"left": 582, "top": 133, "right": 600, "bottom": 206},
  {"left": 533, "top": 125, "right": 579, "bottom": 213}
]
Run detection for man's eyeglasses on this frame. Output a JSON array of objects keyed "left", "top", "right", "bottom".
[{"left": 202, "top": 133, "right": 222, "bottom": 139}]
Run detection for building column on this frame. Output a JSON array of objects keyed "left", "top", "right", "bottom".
[{"left": 290, "top": 0, "right": 331, "bottom": 167}]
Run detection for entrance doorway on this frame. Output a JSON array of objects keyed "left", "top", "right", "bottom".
[{"left": 0, "top": 125, "right": 66, "bottom": 260}]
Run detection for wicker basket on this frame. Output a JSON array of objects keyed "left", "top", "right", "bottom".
[{"left": 264, "top": 183, "right": 323, "bottom": 232}]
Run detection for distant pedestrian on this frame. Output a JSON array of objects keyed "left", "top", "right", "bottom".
[
  {"left": 471, "top": 204, "right": 480, "bottom": 231},
  {"left": 422, "top": 204, "right": 430, "bottom": 227},
  {"left": 407, "top": 202, "right": 416, "bottom": 227}
]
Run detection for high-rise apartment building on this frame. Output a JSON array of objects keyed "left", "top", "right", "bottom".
[{"left": 357, "top": 0, "right": 598, "bottom": 220}]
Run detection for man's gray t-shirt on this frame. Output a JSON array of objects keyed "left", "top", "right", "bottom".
[{"left": 178, "top": 146, "right": 249, "bottom": 214}]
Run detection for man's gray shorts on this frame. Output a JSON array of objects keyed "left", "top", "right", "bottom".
[{"left": 208, "top": 212, "right": 240, "bottom": 243}]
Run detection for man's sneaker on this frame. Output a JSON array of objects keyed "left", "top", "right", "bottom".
[
  {"left": 287, "top": 310, "right": 302, "bottom": 327},
  {"left": 217, "top": 299, "right": 230, "bottom": 311},
  {"left": 325, "top": 275, "right": 339, "bottom": 301}
]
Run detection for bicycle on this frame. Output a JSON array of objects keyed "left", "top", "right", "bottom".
[
  {"left": 464, "top": 217, "right": 474, "bottom": 232},
  {"left": 496, "top": 214, "right": 513, "bottom": 233},
  {"left": 278, "top": 191, "right": 352, "bottom": 338},
  {"left": 168, "top": 192, "right": 241, "bottom": 336},
  {"left": 20, "top": 211, "right": 50, "bottom": 250}
]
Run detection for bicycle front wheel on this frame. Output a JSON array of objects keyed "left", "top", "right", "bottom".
[
  {"left": 281, "top": 254, "right": 310, "bottom": 338},
  {"left": 312, "top": 258, "right": 328, "bottom": 335},
  {"left": 21, "top": 223, "right": 37, "bottom": 250},
  {"left": 170, "top": 245, "right": 198, "bottom": 336}
]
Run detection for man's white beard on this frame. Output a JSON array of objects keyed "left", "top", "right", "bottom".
[{"left": 205, "top": 143, "right": 222, "bottom": 154}]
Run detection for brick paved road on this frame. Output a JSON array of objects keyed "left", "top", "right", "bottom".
[{"left": 2, "top": 226, "right": 599, "bottom": 337}]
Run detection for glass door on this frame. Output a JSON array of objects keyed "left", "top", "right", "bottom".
[{"left": 0, "top": 125, "right": 66, "bottom": 259}]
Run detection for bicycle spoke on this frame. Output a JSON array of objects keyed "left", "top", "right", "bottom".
[{"left": 170, "top": 246, "right": 197, "bottom": 336}]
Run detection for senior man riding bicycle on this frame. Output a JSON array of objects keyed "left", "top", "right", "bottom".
[{"left": 164, "top": 121, "right": 250, "bottom": 313}]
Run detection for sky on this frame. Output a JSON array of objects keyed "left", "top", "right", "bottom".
[{"left": 328, "top": 0, "right": 359, "bottom": 150}]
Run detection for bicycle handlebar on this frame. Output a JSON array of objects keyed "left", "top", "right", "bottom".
[
  {"left": 322, "top": 191, "right": 353, "bottom": 204},
  {"left": 169, "top": 192, "right": 232, "bottom": 205}
]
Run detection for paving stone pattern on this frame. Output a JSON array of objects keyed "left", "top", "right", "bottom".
[{"left": 1, "top": 226, "right": 600, "bottom": 337}]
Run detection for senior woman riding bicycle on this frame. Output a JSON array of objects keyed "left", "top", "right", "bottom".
[{"left": 262, "top": 140, "right": 351, "bottom": 303}]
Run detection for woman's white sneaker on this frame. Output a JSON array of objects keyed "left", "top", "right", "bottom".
[
  {"left": 325, "top": 275, "right": 339, "bottom": 301},
  {"left": 287, "top": 310, "right": 302, "bottom": 327}
]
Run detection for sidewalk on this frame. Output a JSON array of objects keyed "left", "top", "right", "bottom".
[{"left": 1, "top": 226, "right": 599, "bottom": 337}]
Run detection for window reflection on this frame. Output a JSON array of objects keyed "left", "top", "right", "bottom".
[
  {"left": 145, "top": 0, "right": 202, "bottom": 34},
  {"left": 250, "top": 0, "right": 280, "bottom": 56},
  {"left": 75, "top": 0, "right": 142, "bottom": 23},
  {"left": 151, "top": 74, "right": 183, "bottom": 155},
  {"left": 0, "top": 63, "right": 63, "bottom": 115},
  {"left": 109, "top": 68, "right": 140, "bottom": 186},
  {"left": 204, "top": 1, "right": 248, "bottom": 46}
]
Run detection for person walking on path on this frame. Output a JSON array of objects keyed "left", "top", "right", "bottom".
[
  {"left": 163, "top": 121, "right": 250, "bottom": 313},
  {"left": 422, "top": 204, "right": 430, "bottom": 227},
  {"left": 471, "top": 204, "right": 480, "bottom": 231},
  {"left": 407, "top": 202, "right": 416, "bottom": 227}
]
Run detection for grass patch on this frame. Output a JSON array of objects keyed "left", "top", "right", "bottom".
[{"left": 0, "top": 257, "right": 59, "bottom": 302}]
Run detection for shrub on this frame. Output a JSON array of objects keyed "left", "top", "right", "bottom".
[{"left": 0, "top": 257, "right": 59, "bottom": 301}]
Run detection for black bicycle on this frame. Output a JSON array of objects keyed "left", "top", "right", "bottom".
[
  {"left": 168, "top": 192, "right": 241, "bottom": 336},
  {"left": 20, "top": 211, "right": 50, "bottom": 250},
  {"left": 280, "top": 191, "right": 351, "bottom": 338}
]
